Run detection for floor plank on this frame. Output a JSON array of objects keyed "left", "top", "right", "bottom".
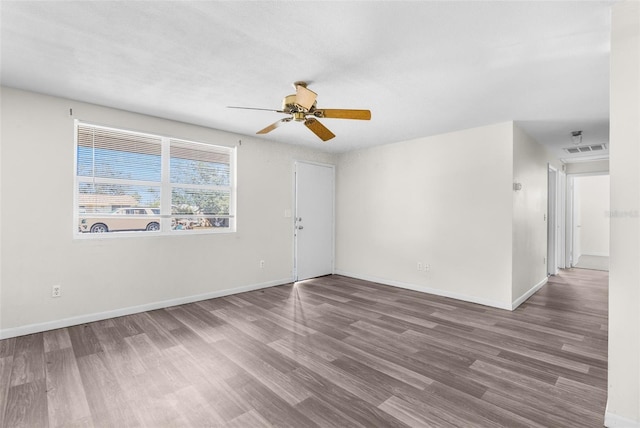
[
  {"left": 3, "top": 379, "right": 48, "bottom": 428},
  {"left": 44, "top": 347, "right": 93, "bottom": 427},
  {"left": 0, "top": 355, "right": 14, "bottom": 428},
  {"left": 75, "top": 353, "right": 141, "bottom": 427},
  {"left": 9, "top": 333, "right": 45, "bottom": 387},
  {"left": 0, "top": 268, "right": 608, "bottom": 427}
]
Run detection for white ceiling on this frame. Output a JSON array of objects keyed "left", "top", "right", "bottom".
[{"left": 1, "top": 1, "right": 612, "bottom": 160}]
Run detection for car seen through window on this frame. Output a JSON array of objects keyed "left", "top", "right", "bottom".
[{"left": 79, "top": 207, "right": 160, "bottom": 233}]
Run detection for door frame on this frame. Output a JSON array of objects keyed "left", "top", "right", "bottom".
[
  {"left": 557, "top": 169, "right": 567, "bottom": 269},
  {"left": 293, "top": 160, "right": 336, "bottom": 282},
  {"left": 548, "top": 165, "right": 559, "bottom": 275},
  {"left": 566, "top": 174, "right": 575, "bottom": 267}
]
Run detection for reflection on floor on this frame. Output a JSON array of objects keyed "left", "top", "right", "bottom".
[
  {"left": 0, "top": 271, "right": 609, "bottom": 427},
  {"left": 575, "top": 255, "right": 609, "bottom": 271}
]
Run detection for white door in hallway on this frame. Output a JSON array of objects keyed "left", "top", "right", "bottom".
[{"left": 294, "top": 161, "right": 334, "bottom": 281}]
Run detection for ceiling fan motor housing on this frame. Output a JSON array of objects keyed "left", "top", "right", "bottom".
[
  {"left": 293, "top": 112, "right": 307, "bottom": 122},
  {"left": 282, "top": 94, "right": 297, "bottom": 112},
  {"left": 282, "top": 94, "right": 317, "bottom": 115}
]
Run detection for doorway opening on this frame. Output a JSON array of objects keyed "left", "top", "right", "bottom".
[{"left": 566, "top": 173, "right": 610, "bottom": 271}]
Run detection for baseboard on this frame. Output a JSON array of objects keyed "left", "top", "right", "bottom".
[
  {"left": 581, "top": 252, "right": 610, "bottom": 257},
  {"left": 0, "top": 277, "right": 293, "bottom": 340},
  {"left": 511, "top": 277, "right": 548, "bottom": 310},
  {"left": 334, "top": 270, "right": 512, "bottom": 310},
  {"left": 604, "top": 401, "right": 640, "bottom": 427}
]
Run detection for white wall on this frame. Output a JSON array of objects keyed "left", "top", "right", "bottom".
[
  {"left": 576, "top": 175, "right": 610, "bottom": 257},
  {"left": 0, "top": 90, "right": 3, "bottom": 333},
  {"left": 0, "top": 87, "right": 336, "bottom": 337},
  {"left": 335, "top": 122, "right": 515, "bottom": 309},
  {"left": 512, "top": 125, "right": 549, "bottom": 304},
  {"left": 606, "top": 1, "right": 640, "bottom": 426}
]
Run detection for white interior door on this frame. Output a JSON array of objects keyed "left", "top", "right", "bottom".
[
  {"left": 572, "top": 178, "right": 582, "bottom": 266},
  {"left": 295, "top": 161, "right": 334, "bottom": 281},
  {"left": 566, "top": 176, "right": 575, "bottom": 267}
]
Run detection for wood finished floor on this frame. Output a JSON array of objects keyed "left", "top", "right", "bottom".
[{"left": 0, "top": 269, "right": 608, "bottom": 427}]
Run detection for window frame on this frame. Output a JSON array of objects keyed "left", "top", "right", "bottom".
[{"left": 73, "top": 120, "right": 236, "bottom": 239}]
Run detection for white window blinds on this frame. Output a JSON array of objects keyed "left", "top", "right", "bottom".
[{"left": 75, "top": 122, "right": 235, "bottom": 235}]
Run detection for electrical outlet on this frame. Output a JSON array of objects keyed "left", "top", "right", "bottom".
[
  {"left": 418, "top": 262, "right": 430, "bottom": 272},
  {"left": 260, "top": 260, "right": 265, "bottom": 269},
  {"left": 52, "top": 285, "right": 61, "bottom": 298}
]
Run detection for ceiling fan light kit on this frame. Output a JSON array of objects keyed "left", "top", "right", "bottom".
[
  {"left": 229, "top": 81, "right": 371, "bottom": 142},
  {"left": 571, "top": 130, "right": 583, "bottom": 145}
]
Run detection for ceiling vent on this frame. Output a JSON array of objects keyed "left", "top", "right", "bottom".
[{"left": 563, "top": 144, "right": 607, "bottom": 154}]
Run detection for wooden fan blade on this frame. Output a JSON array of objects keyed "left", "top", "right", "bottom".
[
  {"left": 257, "top": 118, "right": 289, "bottom": 135},
  {"left": 315, "top": 109, "right": 371, "bottom": 120},
  {"left": 304, "top": 118, "right": 336, "bottom": 141},
  {"left": 295, "top": 85, "right": 317, "bottom": 111}
]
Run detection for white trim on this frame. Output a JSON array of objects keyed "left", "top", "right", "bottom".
[
  {"left": 73, "top": 118, "right": 80, "bottom": 236},
  {"left": 580, "top": 252, "right": 610, "bottom": 257},
  {"left": 560, "top": 155, "right": 609, "bottom": 163},
  {"left": 293, "top": 159, "right": 336, "bottom": 169},
  {"left": 558, "top": 169, "right": 567, "bottom": 269},
  {"left": 604, "top": 401, "right": 640, "bottom": 427},
  {"left": 74, "top": 226, "right": 235, "bottom": 240},
  {"left": 567, "top": 171, "right": 611, "bottom": 178},
  {"left": 230, "top": 144, "right": 238, "bottom": 232},
  {"left": 0, "top": 278, "right": 292, "bottom": 340},
  {"left": 334, "top": 270, "right": 512, "bottom": 311},
  {"left": 292, "top": 164, "right": 298, "bottom": 280},
  {"left": 511, "top": 276, "right": 548, "bottom": 310},
  {"left": 548, "top": 164, "right": 558, "bottom": 276}
]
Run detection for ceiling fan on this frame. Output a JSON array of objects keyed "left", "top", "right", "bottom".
[{"left": 228, "top": 81, "right": 371, "bottom": 142}]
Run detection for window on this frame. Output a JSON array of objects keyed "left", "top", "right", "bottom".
[{"left": 75, "top": 122, "right": 235, "bottom": 236}]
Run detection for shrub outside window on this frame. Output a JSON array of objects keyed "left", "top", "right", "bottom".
[{"left": 75, "top": 122, "right": 235, "bottom": 236}]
